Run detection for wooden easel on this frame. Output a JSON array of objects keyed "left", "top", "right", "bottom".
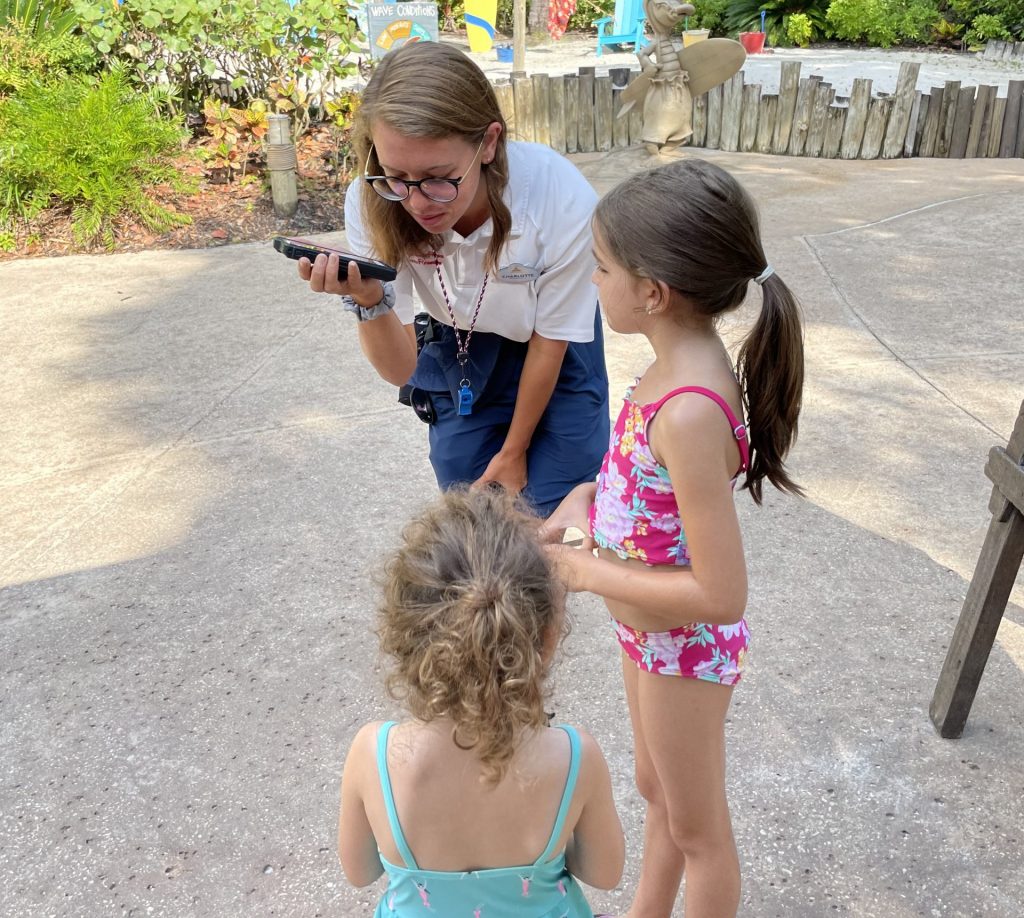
[{"left": 931, "top": 399, "right": 1024, "bottom": 738}]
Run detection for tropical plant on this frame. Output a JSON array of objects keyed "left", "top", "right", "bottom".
[
  {"left": 725, "top": 1, "right": 830, "bottom": 46},
  {"left": 825, "top": 0, "right": 940, "bottom": 47},
  {"left": 787, "top": 10, "right": 812, "bottom": 44},
  {"left": 72, "top": 0, "right": 361, "bottom": 117},
  {"left": 0, "top": 65, "right": 190, "bottom": 247},
  {"left": 200, "top": 96, "right": 267, "bottom": 180},
  {"left": 0, "top": 22, "right": 97, "bottom": 96},
  {"left": 966, "top": 12, "right": 1012, "bottom": 44},
  {"left": 0, "top": 0, "right": 77, "bottom": 37}
]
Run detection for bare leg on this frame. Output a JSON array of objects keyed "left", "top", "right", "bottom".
[
  {"left": 624, "top": 660, "right": 739, "bottom": 917},
  {"left": 621, "top": 654, "right": 685, "bottom": 917}
]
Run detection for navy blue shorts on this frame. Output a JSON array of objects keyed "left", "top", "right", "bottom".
[{"left": 406, "top": 310, "right": 609, "bottom": 516}]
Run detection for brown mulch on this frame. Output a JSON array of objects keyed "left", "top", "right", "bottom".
[{"left": 0, "top": 126, "right": 351, "bottom": 262}]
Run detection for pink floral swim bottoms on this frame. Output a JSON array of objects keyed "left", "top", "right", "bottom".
[{"left": 614, "top": 617, "right": 750, "bottom": 685}]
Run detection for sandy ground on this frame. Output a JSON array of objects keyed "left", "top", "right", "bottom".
[{"left": 442, "top": 31, "right": 1024, "bottom": 96}]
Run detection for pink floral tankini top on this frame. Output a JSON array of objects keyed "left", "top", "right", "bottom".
[{"left": 589, "top": 384, "right": 750, "bottom": 566}]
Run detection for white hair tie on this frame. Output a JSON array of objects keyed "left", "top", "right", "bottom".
[{"left": 753, "top": 264, "right": 774, "bottom": 285}]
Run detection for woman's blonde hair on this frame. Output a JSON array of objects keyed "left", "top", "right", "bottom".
[
  {"left": 353, "top": 42, "right": 512, "bottom": 273},
  {"left": 378, "top": 488, "right": 563, "bottom": 784}
]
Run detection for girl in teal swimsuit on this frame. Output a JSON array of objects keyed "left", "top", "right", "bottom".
[{"left": 338, "top": 488, "right": 624, "bottom": 916}]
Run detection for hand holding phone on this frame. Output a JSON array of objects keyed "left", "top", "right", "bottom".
[{"left": 273, "top": 236, "right": 397, "bottom": 282}]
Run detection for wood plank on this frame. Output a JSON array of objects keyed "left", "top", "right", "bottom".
[
  {"left": 494, "top": 80, "right": 515, "bottom": 142},
  {"left": 860, "top": 95, "right": 892, "bottom": 159},
  {"left": 1016, "top": 93, "right": 1024, "bottom": 156},
  {"left": 987, "top": 446, "right": 1024, "bottom": 517},
  {"left": 692, "top": 92, "right": 708, "bottom": 147},
  {"left": 822, "top": 104, "right": 847, "bottom": 158},
  {"left": 969, "top": 84, "right": 995, "bottom": 157},
  {"left": 512, "top": 75, "right": 533, "bottom": 142},
  {"left": 881, "top": 61, "right": 920, "bottom": 158},
  {"left": 999, "top": 80, "right": 1023, "bottom": 157},
  {"left": 787, "top": 76, "right": 817, "bottom": 155},
  {"left": 610, "top": 67, "right": 631, "bottom": 150},
  {"left": 594, "top": 74, "right": 614, "bottom": 152},
  {"left": 578, "top": 67, "right": 596, "bottom": 153},
  {"left": 840, "top": 78, "right": 872, "bottom": 159},
  {"left": 706, "top": 82, "right": 723, "bottom": 149},
  {"left": 930, "top": 402, "right": 1024, "bottom": 738},
  {"left": 531, "top": 73, "right": 551, "bottom": 147},
  {"left": 937, "top": 79, "right": 961, "bottom": 157},
  {"left": 904, "top": 90, "right": 923, "bottom": 157},
  {"left": 919, "top": 85, "right": 944, "bottom": 157},
  {"left": 987, "top": 96, "right": 1006, "bottom": 158},
  {"left": 771, "top": 60, "right": 801, "bottom": 154},
  {"left": 948, "top": 85, "right": 976, "bottom": 158},
  {"left": 548, "top": 75, "right": 566, "bottom": 154},
  {"left": 627, "top": 71, "right": 644, "bottom": 146},
  {"left": 564, "top": 75, "right": 579, "bottom": 153},
  {"left": 755, "top": 94, "right": 778, "bottom": 154},
  {"left": 805, "top": 82, "right": 834, "bottom": 157},
  {"left": 739, "top": 83, "right": 761, "bottom": 152},
  {"left": 720, "top": 71, "right": 744, "bottom": 152}
]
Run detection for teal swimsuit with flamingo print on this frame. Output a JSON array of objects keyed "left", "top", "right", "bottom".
[{"left": 372, "top": 722, "right": 596, "bottom": 918}]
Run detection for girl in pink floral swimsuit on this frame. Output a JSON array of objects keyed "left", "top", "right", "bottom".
[{"left": 542, "top": 159, "right": 804, "bottom": 918}]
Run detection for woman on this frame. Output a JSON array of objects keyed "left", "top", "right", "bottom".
[{"left": 297, "top": 41, "right": 608, "bottom": 515}]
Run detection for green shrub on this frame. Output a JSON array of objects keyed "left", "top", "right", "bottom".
[
  {"left": 72, "top": 0, "right": 360, "bottom": 123},
  {"left": 690, "top": 0, "right": 729, "bottom": 35},
  {"left": 0, "top": 0, "right": 78, "bottom": 37},
  {"left": 966, "top": 12, "right": 1012, "bottom": 44},
  {"left": 787, "top": 11, "right": 813, "bottom": 45},
  {"left": 726, "top": 0, "right": 830, "bottom": 46},
  {"left": 0, "top": 67, "right": 190, "bottom": 248},
  {"left": 0, "top": 23, "right": 97, "bottom": 95},
  {"left": 826, "top": 0, "right": 939, "bottom": 47}
]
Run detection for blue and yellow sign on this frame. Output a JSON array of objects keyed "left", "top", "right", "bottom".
[{"left": 365, "top": 3, "right": 439, "bottom": 59}]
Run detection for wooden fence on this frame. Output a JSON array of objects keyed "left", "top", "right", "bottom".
[{"left": 494, "top": 61, "right": 1024, "bottom": 160}]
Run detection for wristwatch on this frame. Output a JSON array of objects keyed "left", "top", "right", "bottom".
[{"left": 341, "top": 281, "right": 396, "bottom": 322}]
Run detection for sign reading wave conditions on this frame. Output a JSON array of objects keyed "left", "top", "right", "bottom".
[{"left": 365, "top": 3, "right": 439, "bottom": 59}]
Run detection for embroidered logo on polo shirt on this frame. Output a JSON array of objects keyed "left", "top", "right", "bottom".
[{"left": 498, "top": 263, "right": 539, "bottom": 283}]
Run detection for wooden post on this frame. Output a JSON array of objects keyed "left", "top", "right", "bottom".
[
  {"left": 919, "top": 85, "right": 944, "bottom": 157},
  {"left": 755, "top": 94, "right": 778, "bottom": 154},
  {"left": 948, "top": 85, "right": 976, "bottom": 158},
  {"left": 578, "top": 67, "right": 596, "bottom": 153},
  {"left": 494, "top": 81, "right": 516, "bottom": 143},
  {"left": 627, "top": 72, "right": 644, "bottom": 146},
  {"left": 882, "top": 61, "right": 921, "bottom": 158},
  {"left": 822, "top": 104, "right": 847, "bottom": 158},
  {"left": 513, "top": 0, "right": 526, "bottom": 74},
  {"left": 968, "top": 85, "right": 995, "bottom": 157},
  {"left": 594, "top": 74, "right": 614, "bottom": 152},
  {"left": 532, "top": 73, "right": 551, "bottom": 148},
  {"left": 512, "top": 74, "right": 534, "bottom": 142},
  {"left": 720, "top": 72, "right": 744, "bottom": 152},
  {"left": 610, "top": 67, "right": 631, "bottom": 150},
  {"left": 692, "top": 92, "right": 708, "bottom": 147},
  {"left": 860, "top": 95, "right": 893, "bottom": 159},
  {"left": 706, "top": 83, "right": 723, "bottom": 149},
  {"left": 904, "top": 90, "right": 924, "bottom": 158},
  {"left": 987, "top": 96, "right": 1006, "bottom": 158},
  {"left": 739, "top": 83, "right": 761, "bottom": 153},
  {"left": 840, "top": 78, "right": 872, "bottom": 159},
  {"left": 999, "top": 80, "right": 1023, "bottom": 158},
  {"left": 772, "top": 61, "right": 801, "bottom": 155},
  {"left": 564, "top": 74, "right": 579, "bottom": 153},
  {"left": 548, "top": 75, "right": 566, "bottom": 154},
  {"left": 937, "top": 80, "right": 961, "bottom": 157},
  {"left": 787, "top": 76, "right": 817, "bottom": 156},
  {"left": 930, "top": 401, "right": 1024, "bottom": 739},
  {"left": 805, "top": 82, "right": 834, "bottom": 157}
]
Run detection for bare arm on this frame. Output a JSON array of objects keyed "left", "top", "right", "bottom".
[
  {"left": 564, "top": 731, "right": 624, "bottom": 890},
  {"left": 337, "top": 724, "right": 385, "bottom": 887},
  {"left": 547, "top": 398, "right": 748, "bottom": 627},
  {"left": 475, "top": 331, "right": 568, "bottom": 492}
]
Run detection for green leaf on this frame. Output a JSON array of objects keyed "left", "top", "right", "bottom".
[{"left": 141, "top": 11, "right": 164, "bottom": 29}]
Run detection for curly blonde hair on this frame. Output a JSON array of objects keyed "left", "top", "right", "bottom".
[{"left": 378, "top": 488, "right": 564, "bottom": 784}]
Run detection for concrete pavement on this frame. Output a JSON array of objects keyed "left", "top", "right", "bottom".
[{"left": 2, "top": 148, "right": 1023, "bottom": 917}]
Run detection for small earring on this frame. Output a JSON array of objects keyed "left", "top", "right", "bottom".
[{"left": 645, "top": 305, "right": 654, "bottom": 315}]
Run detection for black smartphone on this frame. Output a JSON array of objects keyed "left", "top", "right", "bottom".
[{"left": 272, "top": 236, "right": 397, "bottom": 282}]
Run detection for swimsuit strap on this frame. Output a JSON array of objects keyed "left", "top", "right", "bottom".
[
  {"left": 375, "top": 722, "right": 420, "bottom": 870},
  {"left": 646, "top": 385, "right": 750, "bottom": 473},
  {"left": 534, "top": 724, "right": 582, "bottom": 865}
]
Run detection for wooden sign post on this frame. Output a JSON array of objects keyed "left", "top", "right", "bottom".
[{"left": 930, "top": 399, "right": 1024, "bottom": 738}]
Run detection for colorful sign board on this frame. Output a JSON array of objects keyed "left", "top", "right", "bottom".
[{"left": 364, "top": 3, "right": 439, "bottom": 59}]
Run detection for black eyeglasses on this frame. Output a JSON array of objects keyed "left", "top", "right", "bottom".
[{"left": 363, "top": 140, "right": 485, "bottom": 204}]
